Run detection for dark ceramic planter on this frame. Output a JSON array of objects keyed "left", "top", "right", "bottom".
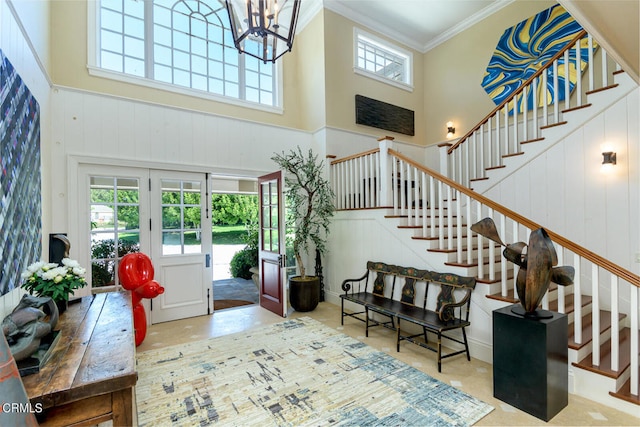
[{"left": 289, "top": 276, "right": 320, "bottom": 312}]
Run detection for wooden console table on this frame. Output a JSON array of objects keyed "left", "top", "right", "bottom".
[{"left": 22, "top": 291, "right": 137, "bottom": 426}]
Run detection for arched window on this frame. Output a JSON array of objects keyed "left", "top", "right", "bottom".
[{"left": 93, "top": 0, "right": 277, "bottom": 108}]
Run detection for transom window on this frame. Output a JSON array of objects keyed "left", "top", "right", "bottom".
[
  {"left": 94, "top": 0, "right": 277, "bottom": 107},
  {"left": 354, "top": 28, "right": 413, "bottom": 91}
]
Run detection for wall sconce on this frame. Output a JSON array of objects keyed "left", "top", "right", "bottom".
[
  {"left": 601, "top": 149, "right": 617, "bottom": 173},
  {"left": 602, "top": 151, "right": 616, "bottom": 165},
  {"left": 446, "top": 121, "right": 455, "bottom": 139}
]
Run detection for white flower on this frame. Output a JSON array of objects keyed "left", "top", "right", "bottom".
[
  {"left": 62, "top": 258, "right": 80, "bottom": 268},
  {"left": 26, "top": 261, "right": 45, "bottom": 273},
  {"left": 72, "top": 266, "right": 86, "bottom": 276},
  {"left": 42, "top": 266, "right": 67, "bottom": 281}
]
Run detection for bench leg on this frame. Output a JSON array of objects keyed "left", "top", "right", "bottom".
[
  {"left": 396, "top": 318, "right": 401, "bottom": 352},
  {"left": 463, "top": 327, "right": 471, "bottom": 361},
  {"left": 437, "top": 332, "right": 442, "bottom": 373},
  {"left": 341, "top": 298, "right": 344, "bottom": 325},
  {"left": 365, "top": 306, "right": 369, "bottom": 337},
  {"left": 423, "top": 326, "right": 428, "bottom": 345}
]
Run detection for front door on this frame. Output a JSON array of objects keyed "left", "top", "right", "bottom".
[
  {"left": 150, "top": 170, "right": 212, "bottom": 323},
  {"left": 258, "top": 171, "right": 286, "bottom": 317}
]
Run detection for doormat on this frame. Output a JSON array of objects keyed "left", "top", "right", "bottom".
[
  {"left": 136, "top": 317, "right": 493, "bottom": 426},
  {"left": 213, "top": 299, "right": 255, "bottom": 310}
]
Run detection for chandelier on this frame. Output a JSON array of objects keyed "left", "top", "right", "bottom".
[{"left": 225, "top": 0, "right": 301, "bottom": 63}]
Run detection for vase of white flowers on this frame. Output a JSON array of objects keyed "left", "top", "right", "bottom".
[{"left": 21, "top": 258, "right": 87, "bottom": 314}]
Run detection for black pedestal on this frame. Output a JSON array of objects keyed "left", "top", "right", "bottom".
[{"left": 493, "top": 304, "right": 568, "bottom": 421}]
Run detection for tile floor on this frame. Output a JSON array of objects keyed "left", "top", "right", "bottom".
[{"left": 137, "top": 302, "right": 638, "bottom": 426}]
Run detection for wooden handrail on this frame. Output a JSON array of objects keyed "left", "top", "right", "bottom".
[
  {"left": 389, "top": 148, "right": 640, "bottom": 287},
  {"left": 448, "top": 29, "right": 588, "bottom": 154},
  {"left": 330, "top": 148, "right": 380, "bottom": 165}
]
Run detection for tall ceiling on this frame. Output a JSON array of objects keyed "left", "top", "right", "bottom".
[{"left": 320, "top": 0, "right": 513, "bottom": 52}]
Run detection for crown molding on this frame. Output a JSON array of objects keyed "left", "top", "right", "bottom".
[
  {"left": 422, "top": 0, "right": 515, "bottom": 52},
  {"left": 319, "top": 0, "right": 515, "bottom": 53}
]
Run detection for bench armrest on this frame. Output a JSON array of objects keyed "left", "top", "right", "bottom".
[
  {"left": 437, "top": 286, "right": 473, "bottom": 322},
  {"left": 341, "top": 271, "right": 369, "bottom": 293}
]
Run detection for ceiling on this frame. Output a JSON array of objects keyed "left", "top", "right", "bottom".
[{"left": 318, "top": 0, "right": 514, "bottom": 52}]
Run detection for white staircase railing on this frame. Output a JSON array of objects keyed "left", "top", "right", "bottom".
[
  {"left": 330, "top": 138, "right": 640, "bottom": 398},
  {"left": 447, "top": 30, "right": 624, "bottom": 188}
]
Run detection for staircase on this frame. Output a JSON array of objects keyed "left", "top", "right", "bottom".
[{"left": 328, "top": 41, "right": 639, "bottom": 414}]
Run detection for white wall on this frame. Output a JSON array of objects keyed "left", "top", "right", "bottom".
[
  {"left": 50, "top": 87, "right": 316, "bottom": 281},
  {"left": 482, "top": 88, "right": 640, "bottom": 277},
  {"left": 0, "top": 0, "right": 52, "bottom": 319}
]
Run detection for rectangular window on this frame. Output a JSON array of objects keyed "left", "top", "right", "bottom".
[{"left": 354, "top": 28, "right": 413, "bottom": 91}]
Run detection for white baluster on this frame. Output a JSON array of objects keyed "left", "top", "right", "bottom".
[
  {"left": 447, "top": 185, "right": 453, "bottom": 251},
  {"left": 513, "top": 92, "right": 519, "bottom": 154},
  {"left": 602, "top": 49, "right": 608, "bottom": 87},
  {"left": 468, "top": 193, "right": 473, "bottom": 264},
  {"left": 476, "top": 201, "right": 483, "bottom": 278},
  {"left": 523, "top": 87, "right": 528, "bottom": 142},
  {"left": 576, "top": 39, "right": 583, "bottom": 105},
  {"left": 556, "top": 244, "right": 565, "bottom": 314},
  {"left": 573, "top": 254, "right": 582, "bottom": 344},
  {"left": 429, "top": 176, "right": 435, "bottom": 239},
  {"left": 504, "top": 105, "right": 509, "bottom": 156},
  {"left": 392, "top": 156, "right": 398, "bottom": 215},
  {"left": 631, "top": 284, "right": 639, "bottom": 395},
  {"left": 421, "top": 172, "right": 427, "bottom": 236},
  {"left": 456, "top": 193, "right": 463, "bottom": 263},
  {"left": 500, "top": 214, "right": 507, "bottom": 297},
  {"left": 588, "top": 35, "right": 595, "bottom": 91},
  {"left": 610, "top": 275, "right": 619, "bottom": 371},
  {"left": 438, "top": 180, "right": 445, "bottom": 248},
  {"left": 564, "top": 49, "right": 570, "bottom": 111},
  {"left": 542, "top": 71, "right": 548, "bottom": 126},
  {"left": 488, "top": 208, "right": 495, "bottom": 281},
  {"left": 591, "top": 264, "right": 600, "bottom": 366},
  {"left": 553, "top": 60, "right": 559, "bottom": 123},
  {"left": 532, "top": 77, "right": 538, "bottom": 139}
]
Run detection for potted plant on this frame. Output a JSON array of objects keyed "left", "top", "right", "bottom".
[
  {"left": 21, "top": 258, "right": 87, "bottom": 313},
  {"left": 271, "top": 147, "right": 335, "bottom": 311}
]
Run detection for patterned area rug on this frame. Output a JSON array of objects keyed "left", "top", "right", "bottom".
[{"left": 136, "top": 317, "right": 493, "bottom": 426}]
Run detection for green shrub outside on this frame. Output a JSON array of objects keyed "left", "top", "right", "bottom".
[{"left": 230, "top": 221, "right": 258, "bottom": 280}]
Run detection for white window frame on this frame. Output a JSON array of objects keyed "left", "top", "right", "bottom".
[
  {"left": 87, "top": 0, "right": 284, "bottom": 113},
  {"left": 353, "top": 28, "right": 413, "bottom": 92}
]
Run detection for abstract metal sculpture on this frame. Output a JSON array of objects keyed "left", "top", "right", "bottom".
[
  {"left": 2, "top": 295, "right": 58, "bottom": 361},
  {"left": 471, "top": 218, "right": 575, "bottom": 318}
]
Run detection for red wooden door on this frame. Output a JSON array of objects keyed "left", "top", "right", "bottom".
[{"left": 258, "top": 171, "right": 286, "bottom": 317}]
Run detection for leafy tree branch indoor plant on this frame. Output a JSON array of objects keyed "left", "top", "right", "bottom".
[{"left": 271, "top": 147, "right": 335, "bottom": 311}]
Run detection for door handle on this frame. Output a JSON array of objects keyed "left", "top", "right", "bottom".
[
  {"left": 278, "top": 254, "right": 286, "bottom": 267},
  {"left": 206, "top": 253, "right": 211, "bottom": 268}
]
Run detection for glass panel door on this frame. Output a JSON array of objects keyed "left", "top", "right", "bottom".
[{"left": 90, "top": 176, "right": 141, "bottom": 290}]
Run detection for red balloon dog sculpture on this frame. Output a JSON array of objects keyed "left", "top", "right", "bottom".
[{"left": 118, "top": 253, "right": 165, "bottom": 346}]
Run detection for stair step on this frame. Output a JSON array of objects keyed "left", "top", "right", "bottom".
[
  {"left": 568, "top": 310, "right": 627, "bottom": 351},
  {"left": 476, "top": 270, "right": 513, "bottom": 284},
  {"left": 485, "top": 165, "right": 506, "bottom": 171},
  {"left": 572, "top": 327, "right": 638, "bottom": 379},
  {"left": 609, "top": 377, "right": 640, "bottom": 406},
  {"left": 399, "top": 223, "right": 467, "bottom": 230},
  {"left": 445, "top": 257, "right": 502, "bottom": 268},
  {"left": 540, "top": 120, "right": 568, "bottom": 130},
  {"left": 586, "top": 83, "right": 619, "bottom": 95},
  {"left": 502, "top": 152, "right": 524, "bottom": 158},
  {"left": 520, "top": 137, "right": 545, "bottom": 145},
  {"left": 486, "top": 288, "right": 518, "bottom": 304},
  {"left": 561, "top": 103, "right": 592, "bottom": 114}
]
